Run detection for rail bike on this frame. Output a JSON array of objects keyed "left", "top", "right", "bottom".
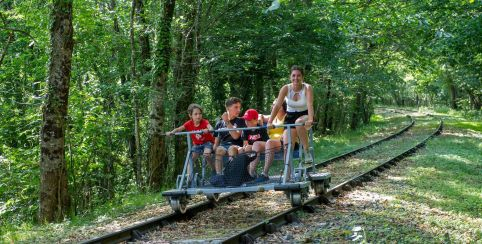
[{"left": 162, "top": 123, "right": 331, "bottom": 213}]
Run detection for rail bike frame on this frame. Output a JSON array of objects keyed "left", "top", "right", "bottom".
[{"left": 162, "top": 123, "right": 331, "bottom": 213}]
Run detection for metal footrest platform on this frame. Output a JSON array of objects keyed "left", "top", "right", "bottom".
[
  {"left": 274, "top": 181, "right": 310, "bottom": 191},
  {"left": 162, "top": 190, "right": 187, "bottom": 197},
  {"left": 309, "top": 172, "right": 331, "bottom": 181}
]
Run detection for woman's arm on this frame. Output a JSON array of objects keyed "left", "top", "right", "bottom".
[
  {"left": 268, "top": 85, "right": 288, "bottom": 125},
  {"left": 260, "top": 114, "right": 269, "bottom": 124},
  {"left": 305, "top": 84, "right": 314, "bottom": 126}
]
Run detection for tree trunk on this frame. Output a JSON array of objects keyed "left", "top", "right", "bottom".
[
  {"left": 320, "top": 78, "right": 332, "bottom": 133},
  {"left": 210, "top": 75, "right": 227, "bottom": 115},
  {"left": 0, "top": 32, "right": 13, "bottom": 69},
  {"left": 137, "top": 0, "right": 151, "bottom": 86},
  {"left": 254, "top": 64, "right": 265, "bottom": 111},
  {"left": 350, "top": 92, "right": 362, "bottom": 130},
  {"left": 448, "top": 82, "right": 457, "bottom": 110},
  {"left": 173, "top": 1, "right": 200, "bottom": 180},
  {"left": 147, "top": 0, "right": 176, "bottom": 190},
  {"left": 362, "top": 92, "right": 371, "bottom": 124},
  {"left": 445, "top": 71, "right": 458, "bottom": 110},
  {"left": 96, "top": 0, "right": 120, "bottom": 201},
  {"left": 39, "top": 0, "right": 74, "bottom": 223},
  {"left": 129, "top": 0, "right": 144, "bottom": 189},
  {"left": 467, "top": 89, "right": 481, "bottom": 110}
]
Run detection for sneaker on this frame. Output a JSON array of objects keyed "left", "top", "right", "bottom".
[
  {"left": 253, "top": 174, "right": 270, "bottom": 184},
  {"left": 304, "top": 152, "right": 313, "bottom": 164},
  {"left": 209, "top": 174, "right": 225, "bottom": 187},
  {"left": 249, "top": 171, "right": 258, "bottom": 180}
]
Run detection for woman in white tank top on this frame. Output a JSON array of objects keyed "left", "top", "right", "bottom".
[{"left": 267, "top": 65, "right": 314, "bottom": 164}]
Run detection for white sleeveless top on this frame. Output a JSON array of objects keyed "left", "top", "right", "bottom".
[{"left": 286, "top": 83, "right": 308, "bottom": 112}]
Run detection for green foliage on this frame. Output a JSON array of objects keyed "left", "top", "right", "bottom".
[
  {"left": 1, "top": 190, "right": 164, "bottom": 243},
  {"left": 0, "top": 0, "right": 480, "bottom": 232}
]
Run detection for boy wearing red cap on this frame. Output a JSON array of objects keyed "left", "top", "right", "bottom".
[{"left": 241, "top": 109, "right": 269, "bottom": 177}]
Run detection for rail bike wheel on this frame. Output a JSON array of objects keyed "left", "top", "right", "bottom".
[
  {"left": 312, "top": 181, "right": 326, "bottom": 196},
  {"left": 290, "top": 191, "right": 303, "bottom": 206},
  {"left": 205, "top": 193, "right": 220, "bottom": 202},
  {"left": 169, "top": 196, "right": 188, "bottom": 214}
]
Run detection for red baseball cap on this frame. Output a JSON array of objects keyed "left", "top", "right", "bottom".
[{"left": 243, "top": 109, "right": 259, "bottom": 121}]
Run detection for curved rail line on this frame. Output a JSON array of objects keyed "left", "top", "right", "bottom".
[
  {"left": 82, "top": 116, "right": 415, "bottom": 244},
  {"left": 224, "top": 120, "right": 443, "bottom": 243}
]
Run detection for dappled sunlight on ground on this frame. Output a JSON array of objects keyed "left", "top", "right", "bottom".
[
  {"left": 344, "top": 190, "right": 395, "bottom": 202},
  {"left": 443, "top": 130, "right": 482, "bottom": 139},
  {"left": 258, "top": 119, "right": 482, "bottom": 243},
  {"left": 438, "top": 153, "right": 474, "bottom": 164},
  {"left": 386, "top": 175, "right": 407, "bottom": 181}
]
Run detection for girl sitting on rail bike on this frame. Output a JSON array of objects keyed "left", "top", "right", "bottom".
[{"left": 166, "top": 103, "right": 215, "bottom": 176}]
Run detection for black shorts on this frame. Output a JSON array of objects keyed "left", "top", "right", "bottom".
[{"left": 285, "top": 110, "right": 308, "bottom": 125}]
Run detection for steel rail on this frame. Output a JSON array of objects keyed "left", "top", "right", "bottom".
[
  {"left": 223, "top": 120, "right": 443, "bottom": 244},
  {"left": 81, "top": 116, "right": 415, "bottom": 244}
]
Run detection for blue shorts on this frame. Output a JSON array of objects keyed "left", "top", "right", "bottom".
[
  {"left": 191, "top": 142, "right": 213, "bottom": 154},
  {"left": 218, "top": 142, "right": 242, "bottom": 151},
  {"left": 217, "top": 142, "right": 232, "bottom": 151}
]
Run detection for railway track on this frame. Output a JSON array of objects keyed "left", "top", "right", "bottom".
[
  {"left": 224, "top": 120, "right": 443, "bottom": 243},
  {"left": 81, "top": 115, "right": 415, "bottom": 244}
]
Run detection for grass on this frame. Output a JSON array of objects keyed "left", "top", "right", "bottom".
[
  {"left": 306, "top": 111, "right": 482, "bottom": 243},
  {"left": 314, "top": 113, "right": 412, "bottom": 161},
  {"left": 267, "top": 109, "right": 412, "bottom": 178},
  {"left": 1, "top": 191, "right": 165, "bottom": 243}
]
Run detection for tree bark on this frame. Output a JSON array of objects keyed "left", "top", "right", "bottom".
[
  {"left": 0, "top": 31, "right": 13, "bottom": 69},
  {"left": 173, "top": 1, "right": 200, "bottom": 180},
  {"left": 39, "top": 0, "right": 74, "bottom": 222},
  {"left": 350, "top": 92, "right": 362, "bottom": 130},
  {"left": 148, "top": 0, "right": 176, "bottom": 190},
  {"left": 448, "top": 82, "right": 458, "bottom": 110},
  {"left": 129, "top": 0, "right": 144, "bottom": 189},
  {"left": 445, "top": 70, "right": 458, "bottom": 110},
  {"left": 321, "top": 78, "right": 332, "bottom": 133},
  {"left": 137, "top": 0, "right": 151, "bottom": 86},
  {"left": 467, "top": 88, "right": 481, "bottom": 110},
  {"left": 97, "top": 0, "right": 119, "bottom": 201}
]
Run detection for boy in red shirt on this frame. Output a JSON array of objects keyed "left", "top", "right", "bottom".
[{"left": 167, "top": 104, "right": 215, "bottom": 172}]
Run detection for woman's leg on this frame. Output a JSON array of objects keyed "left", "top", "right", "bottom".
[
  {"left": 283, "top": 128, "right": 298, "bottom": 179},
  {"left": 295, "top": 115, "right": 310, "bottom": 156},
  {"left": 263, "top": 139, "right": 281, "bottom": 176}
]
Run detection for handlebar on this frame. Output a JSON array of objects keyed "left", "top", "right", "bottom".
[{"left": 167, "top": 122, "right": 316, "bottom": 136}]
